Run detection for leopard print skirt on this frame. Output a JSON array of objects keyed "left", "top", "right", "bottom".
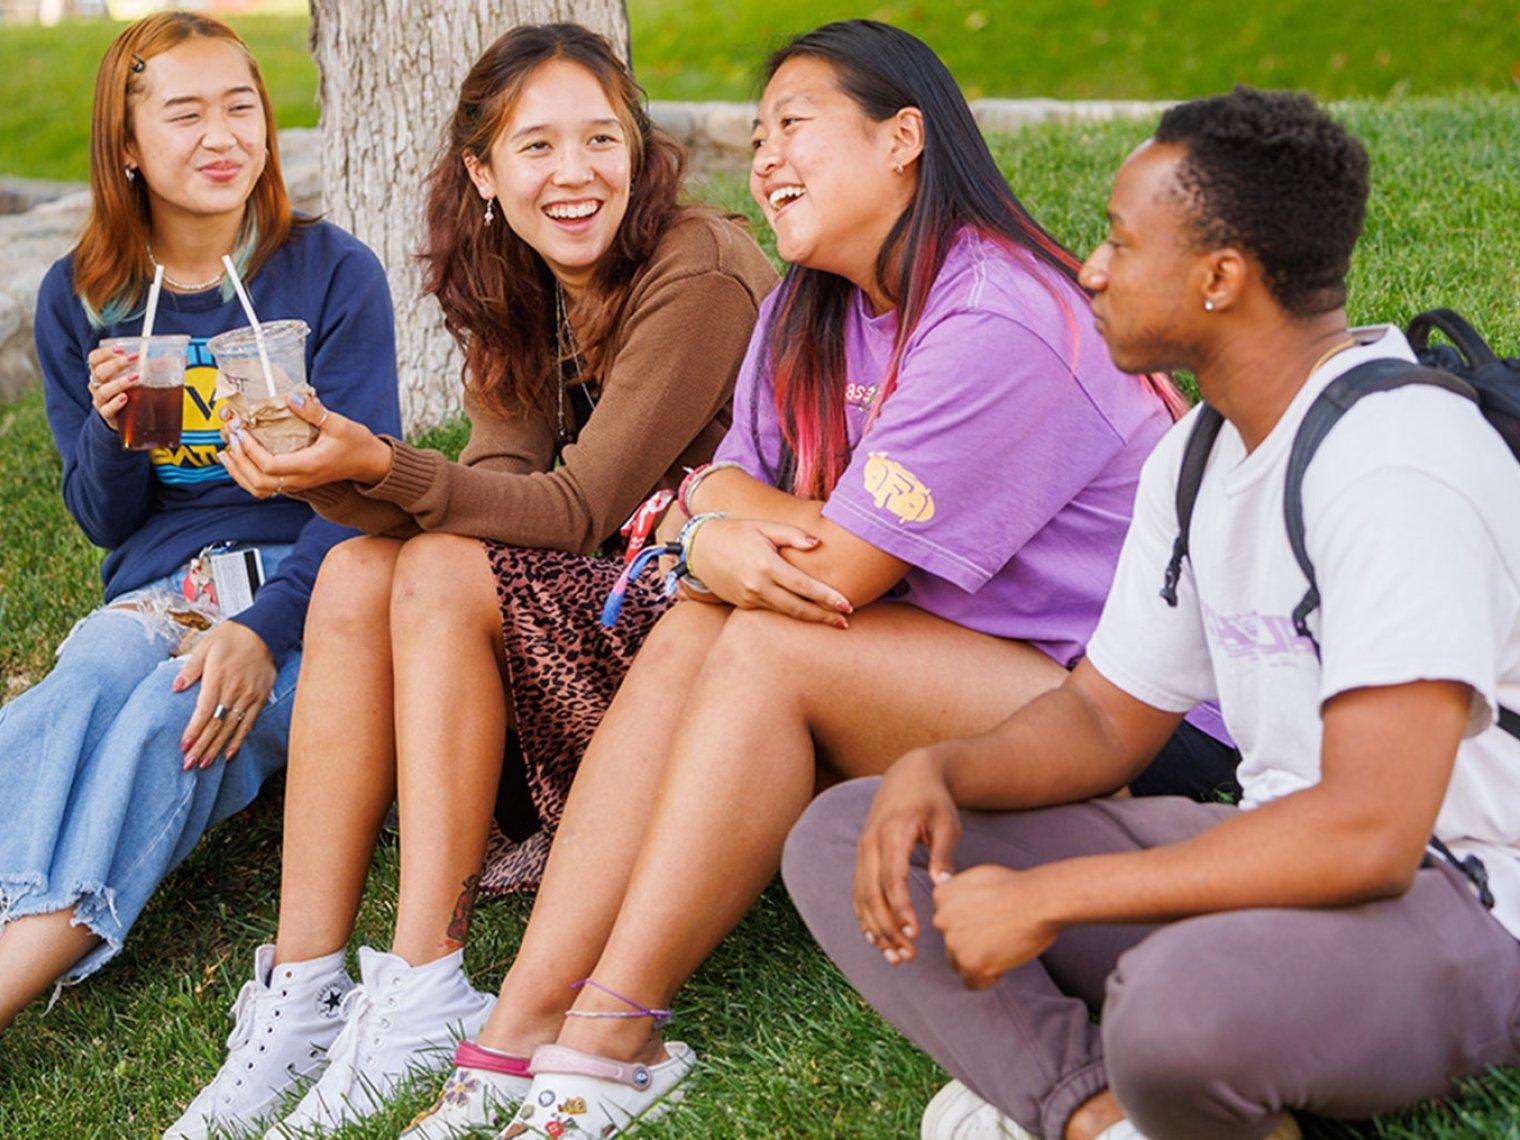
[{"left": 476, "top": 542, "right": 672, "bottom": 897}]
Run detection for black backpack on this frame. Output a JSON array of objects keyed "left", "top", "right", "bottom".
[{"left": 1160, "top": 310, "right": 1520, "bottom": 907}]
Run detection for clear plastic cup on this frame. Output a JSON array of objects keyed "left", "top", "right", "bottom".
[
  {"left": 101, "top": 334, "right": 190, "bottom": 451},
  {"left": 207, "top": 319, "right": 315, "bottom": 454}
]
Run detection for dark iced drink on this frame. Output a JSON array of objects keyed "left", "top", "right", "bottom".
[
  {"left": 120, "top": 384, "right": 184, "bottom": 450},
  {"left": 101, "top": 333, "right": 189, "bottom": 452}
]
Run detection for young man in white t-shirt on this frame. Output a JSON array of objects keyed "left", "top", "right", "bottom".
[{"left": 782, "top": 87, "right": 1520, "bottom": 1140}]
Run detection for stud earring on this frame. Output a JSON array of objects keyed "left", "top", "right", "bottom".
[
  {"left": 125, "top": 165, "right": 136, "bottom": 182},
  {"left": 1203, "top": 298, "right": 1215, "bottom": 312},
  {"left": 893, "top": 161, "right": 904, "bottom": 175},
  {"left": 483, "top": 198, "right": 494, "bottom": 226}
]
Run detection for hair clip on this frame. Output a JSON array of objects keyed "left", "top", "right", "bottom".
[{"left": 130, "top": 53, "right": 146, "bottom": 74}]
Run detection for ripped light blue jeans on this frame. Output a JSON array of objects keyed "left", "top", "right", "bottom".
[{"left": 0, "top": 545, "right": 299, "bottom": 982}]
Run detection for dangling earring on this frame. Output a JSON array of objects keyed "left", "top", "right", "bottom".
[
  {"left": 1203, "top": 298, "right": 1215, "bottom": 312},
  {"left": 483, "top": 197, "right": 494, "bottom": 227},
  {"left": 125, "top": 165, "right": 136, "bottom": 182}
]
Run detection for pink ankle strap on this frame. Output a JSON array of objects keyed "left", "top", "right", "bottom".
[
  {"left": 455, "top": 1039, "right": 531, "bottom": 1077},
  {"left": 529, "top": 1043, "right": 655, "bottom": 1090}
]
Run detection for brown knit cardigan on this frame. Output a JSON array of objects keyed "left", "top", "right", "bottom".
[{"left": 295, "top": 211, "right": 778, "bottom": 551}]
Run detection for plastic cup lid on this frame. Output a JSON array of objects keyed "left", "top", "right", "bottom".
[{"left": 208, "top": 319, "right": 311, "bottom": 355}]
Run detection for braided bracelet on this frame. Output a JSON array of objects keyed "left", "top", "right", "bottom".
[
  {"left": 599, "top": 541, "right": 680, "bottom": 627},
  {"left": 598, "top": 511, "right": 728, "bottom": 627},
  {"left": 671, "top": 511, "right": 726, "bottom": 596}
]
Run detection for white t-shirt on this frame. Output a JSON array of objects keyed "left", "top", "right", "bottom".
[{"left": 1087, "top": 326, "right": 1520, "bottom": 936}]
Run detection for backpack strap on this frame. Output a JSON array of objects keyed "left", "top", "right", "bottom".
[
  {"left": 1283, "top": 355, "right": 1520, "bottom": 914},
  {"left": 1282, "top": 359, "right": 1479, "bottom": 653},
  {"left": 1407, "top": 308, "right": 1501, "bottom": 370},
  {"left": 1161, "top": 405, "right": 1225, "bottom": 606}
]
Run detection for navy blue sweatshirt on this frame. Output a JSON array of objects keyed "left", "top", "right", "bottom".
[{"left": 35, "top": 220, "right": 402, "bottom": 666}]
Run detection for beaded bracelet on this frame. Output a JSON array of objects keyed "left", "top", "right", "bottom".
[{"left": 678, "top": 460, "right": 743, "bottom": 517}]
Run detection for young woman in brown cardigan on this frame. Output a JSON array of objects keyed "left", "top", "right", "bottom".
[{"left": 172, "top": 24, "right": 775, "bottom": 1139}]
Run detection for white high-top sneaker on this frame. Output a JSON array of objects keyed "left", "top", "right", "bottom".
[
  {"left": 164, "top": 944, "right": 353, "bottom": 1140},
  {"left": 265, "top": 946, "right": 496, "bottom": 1137}
]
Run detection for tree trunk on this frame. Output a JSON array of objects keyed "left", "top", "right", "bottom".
[{"left": 308, "top": 0, "right": 630, "bottom": 432}]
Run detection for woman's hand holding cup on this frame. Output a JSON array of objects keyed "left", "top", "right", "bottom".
[
  {"left": 218, "top": 391, "right": 394, "bottom": 496},
  {"left": 85, "top": 343, "right": 140, "bottom": 432}
]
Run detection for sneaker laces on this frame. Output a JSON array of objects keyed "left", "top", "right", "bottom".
[
  {"left": 224, "top": 980, "right": 261, "bottom": 1052},
  {"left": 315, "top": 985, "right": 375, "bottom": 1101},
  {"left": 192, "top": 980, "right": 266, "bottom": 1109}
]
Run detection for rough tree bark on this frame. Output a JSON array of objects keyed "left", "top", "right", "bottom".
[{"left": 308, "top": 1, "right": 630, "bottom": 431}]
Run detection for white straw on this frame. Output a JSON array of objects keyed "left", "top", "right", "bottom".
[
  {"left": 140, "top": 263, "right": 165, "bottom": 342},
  {"left": 221, "top": 254, "right": 278, "bottom": 399}
]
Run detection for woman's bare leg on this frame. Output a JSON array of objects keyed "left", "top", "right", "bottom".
[
  {"left": 557, "top": 604, "right": 1067, "bottom": 1061},
  {"left": 473, "top": 600, "right": 731, "bottom": 1056},
  {"left": 0, "top": 912, "right": 99, "bottom": 1032},
  {"left": 386, "top": 534, "right": 514, "bottom": 966},
  {"left": 273, "top": 536, "right": 405, "bottom": 965}
]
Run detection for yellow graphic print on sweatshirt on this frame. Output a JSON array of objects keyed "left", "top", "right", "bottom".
[{"left": 149, "top": 337, "right": 232, "bottom": 487}]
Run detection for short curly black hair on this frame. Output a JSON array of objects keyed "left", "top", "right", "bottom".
[{"left": 1154, "top": 86, "right": 1370, "bottom": 317}]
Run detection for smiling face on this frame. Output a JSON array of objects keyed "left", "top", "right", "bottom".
[
  {"left": 466, "top": 59, "right": 633, "bottom": 296},
  {"left": 126, "top": 36, "right": 267, "bottom": 230},
  {"left": 749, "top": 55, "right": 917, "bottom": 298},
  {"left": 1079, "top": 141, "right": 1210, "bottom": 375}
]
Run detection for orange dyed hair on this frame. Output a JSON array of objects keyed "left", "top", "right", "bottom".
[{"left": 73, "top": 11, "right": 296, "bottom": 326}]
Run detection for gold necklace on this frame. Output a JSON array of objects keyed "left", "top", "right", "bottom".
[{"left": 1307, "top": 334, "right": 1358, "bottom": 378}]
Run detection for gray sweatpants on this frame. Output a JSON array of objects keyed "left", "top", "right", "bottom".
[{"left": 783, "top": 780, "right": 1520, "bottom": 1140}]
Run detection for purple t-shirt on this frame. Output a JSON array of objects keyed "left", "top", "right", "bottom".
[{"left": 715, "top": 228, "right": 1171, "bottom": 669}]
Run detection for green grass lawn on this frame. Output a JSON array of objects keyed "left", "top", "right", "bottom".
[
  {"left": 0, "top": 1, "right": 1516, "bottom": 181},
  {"left": 2, "top": 99, "right": 1520, "bottom": 1137}
]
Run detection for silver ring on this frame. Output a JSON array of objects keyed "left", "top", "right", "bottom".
[
  {"left": 211, "top": 704, "right": 230, "bottom": 721},
  {"left": 316, "top": 410, "right": 330, "bottom": 428},
  {"left": 87, "top": 377, "right": 101, "bottom": 392},
  {"left": 233, "top": 708, "right": 246, "bottom": 721}
]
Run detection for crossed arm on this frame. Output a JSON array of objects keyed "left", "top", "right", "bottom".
[
  {"left": 855, "top": 660, "right": 1471, "bottom": 987},
  {"left": 671, "top": 465, "right": 911, "bottom": 618}
]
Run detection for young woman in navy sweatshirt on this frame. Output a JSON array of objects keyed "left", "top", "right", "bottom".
[{"left": 0, "top": 11, "right": 400, "bottom": 1031}]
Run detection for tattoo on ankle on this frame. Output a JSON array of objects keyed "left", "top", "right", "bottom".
[{"left": 444, "top": 873, "right": 481, "bottom": 949}]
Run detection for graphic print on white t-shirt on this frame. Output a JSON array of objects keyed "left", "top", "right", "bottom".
[
  {"left": 1202, "top": 606, "right": 1317, "bottom": 663},
  {"left": 1086, "top": 325, "right": 1520, "bottom": 935}
]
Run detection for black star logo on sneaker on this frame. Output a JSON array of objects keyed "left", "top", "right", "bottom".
[{"left": 315, "top": 982, "right": 347, "bottom": 1018}]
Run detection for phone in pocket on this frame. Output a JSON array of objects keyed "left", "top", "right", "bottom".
[{"left": 209, "top": 548, "right": 266, "bottom": 617}]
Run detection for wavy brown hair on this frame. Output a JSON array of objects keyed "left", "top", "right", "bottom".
[
  {"left": 74, "top": 11, "right": 297, "bottom": 326},
  {"left": 421, "top": 23, "right": 687, "bottom": 418}
]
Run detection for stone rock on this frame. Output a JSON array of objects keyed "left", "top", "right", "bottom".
[
  {"left": 0, "top": 189, "right": 88, "bottom": 401},
  {"left": 970, "top": 98, "right": 1174, "bottom": 132},
  {"left": 648, "top": 101, "right": 697, "bottom": 147},
  {"left": 0, "top": 176, "right": 84, "bottom": 216}
]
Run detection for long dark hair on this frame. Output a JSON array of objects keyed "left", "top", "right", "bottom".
[
  {"left": 761, "top": 20, "right": 1185, "bottom": 497},
  {"left": 420, "top": 23, "right": 687, "bottom": 418}
]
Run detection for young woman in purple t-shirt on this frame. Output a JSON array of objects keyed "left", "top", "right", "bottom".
[{"left": 404, "top": 19, "right": 1230, "bottom": 1136}]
